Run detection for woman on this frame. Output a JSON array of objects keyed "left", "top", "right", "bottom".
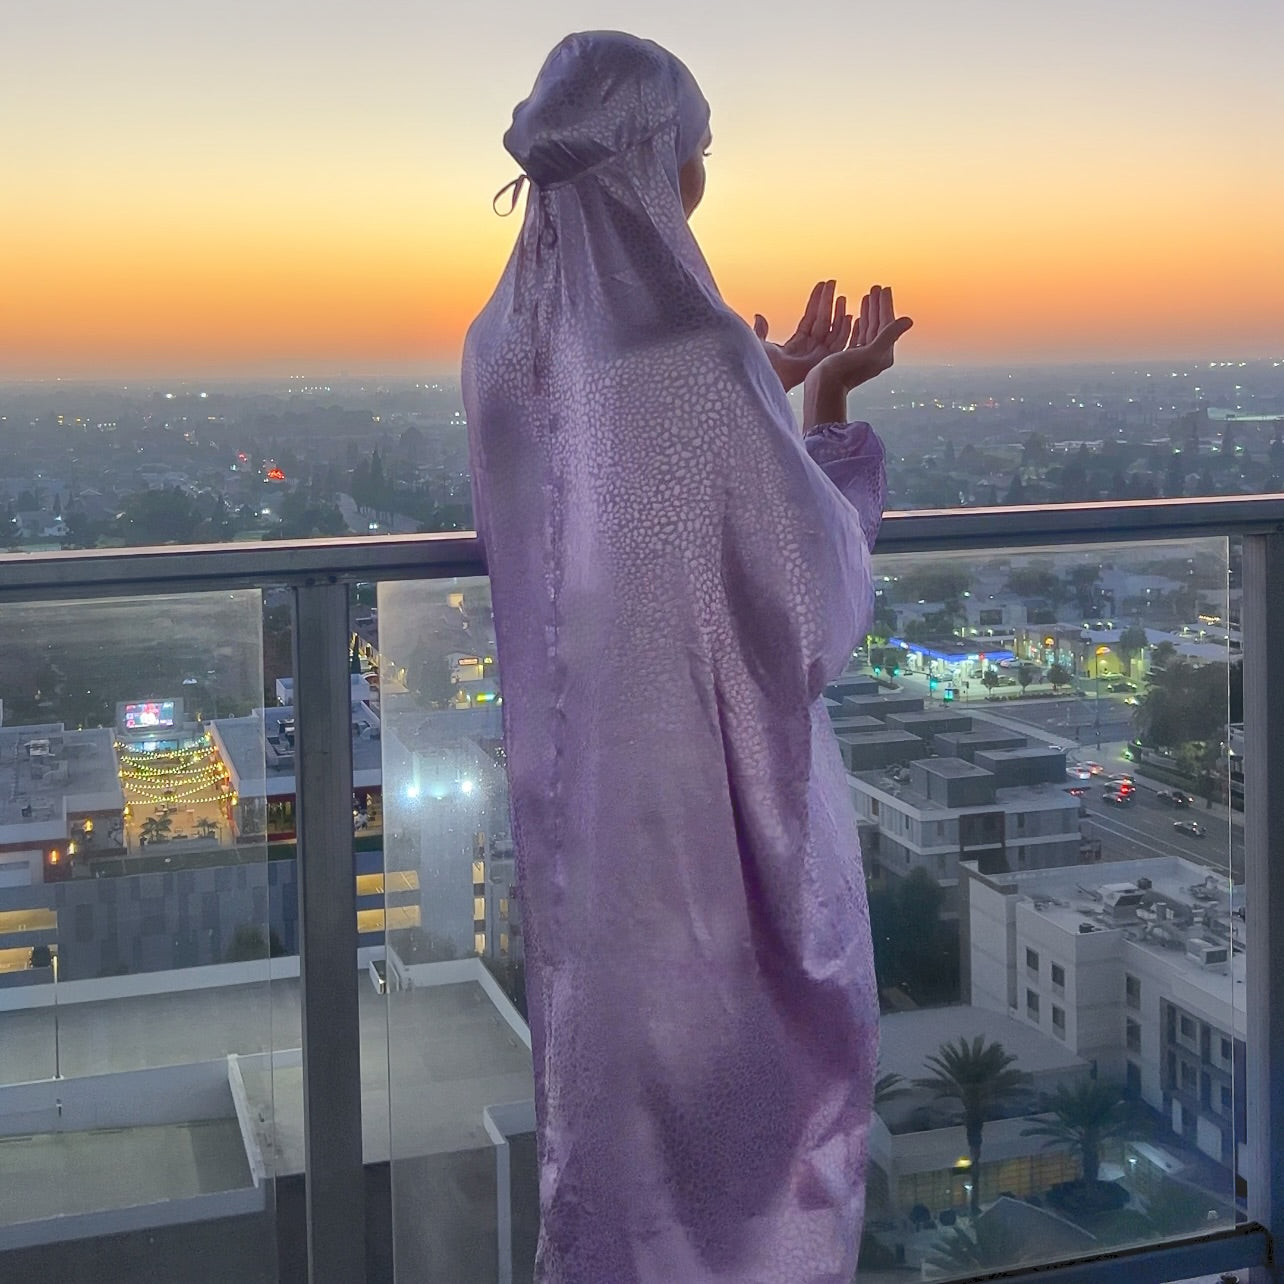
[{"left": 463, "top": 31, "right": 911, "bottom": 1283}]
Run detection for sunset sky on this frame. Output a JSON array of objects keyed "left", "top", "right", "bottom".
[{"left": 2, "top": 0, "right": 1280, "bottom": 378}]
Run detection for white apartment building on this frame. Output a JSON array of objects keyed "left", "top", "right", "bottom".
[{"left": 963, "top": 855, "right": 1246, "bottom": 1174}]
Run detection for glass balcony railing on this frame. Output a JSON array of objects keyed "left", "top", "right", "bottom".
[{"left": 0, "top": 495, "right": 1281, "bottom": 1284}]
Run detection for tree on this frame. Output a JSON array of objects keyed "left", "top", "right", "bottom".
[
  {"left": 1048, "top": 662, "right": 1072, "bottom": 691},
  {"left": 225, "top": 924, "right": 270, "bottom": 962},
  {"left": 916, "top": 1037, "right": 1032, "bottom": 1215},
  {"left": 874, "top": 1071, "right": 912, "bottom": 1107},
  {"left": 139, "top": 814, "right": 173, "bottom": 845},
  {"left": 1016, "top": 664, "right": 1035, "bottom": 696},
  {"left": 117, "top": 486, "right": 200, "bottom": 545},
  {"left": 1005, "top": 567, "right": 1062, "bottom": 602},
  {"left": 981, "top": 669, "right": 1000, "bottom": 698},
  {"left": 1021, "top": 1079, "right": 1135, "bottom": 1184},
  {"left": 1115, "top": 624, "right": 1150, "bottom": 677},
  {"left": 195, "top": 817, "right": 220, "bottom": 841}
]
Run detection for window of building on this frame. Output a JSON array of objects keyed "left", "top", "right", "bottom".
[
  {"left": 1052, "top": 1005, "right": 1065, "bottom": 1036},
  {"left": 473, "top": 895, "right": 486, "bottom": 922},
  {"left": 1181, "top": 1061, "right": 1198, "bottom": 1092},
  {"left": 1017, "top": 813, "right": 1026, "bottom": 832},
  {"left": 1026, "top": 948, "right": 1039, "bottom": 974},
  {"left": 1051, "top": 962, "right": 1065, "bottom": 991},
  {"left": 474, "top": 932, "right": 486, "bottom": 955},
  {"left": 1180, "top": 1015, "right": 1196, "bottom": 1040},
  {"left": 1125, "top": 1061, "right": 1142, "bottom": 1096},
  {"left": 471, "top": 859, "right": 485, "bottom": 885},
  {"left": 1027, "top": 989, "right": 1040, "bottom": 1020},
  {"left": 498, "top": 897, "right": 509, "bottom": 916},
  {"left": 1221, "top": 1084, "right": 1234, "bottom": 1112},
  {"left": 871, "top": 799, "right": 879, "bottom": 818},
  {"left": 1221, "top": 1037, "right": 1233, "bottom": 1062},
  {"left": 1125, "top": 974, "right": 1141, "bottom": 1010},
  {"left": 1126, "top": 1019, "right": 1141, "bottom": 1053}
]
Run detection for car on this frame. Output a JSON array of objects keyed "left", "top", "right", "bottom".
[
  {"left": 1157, "top": 789, "right": 1194, "bottom": 808},
  {"left": 1083, "top": 762, "right": 1105, "bottom": 776},
  {"left": 1174, "top": 820, "right": 1207, "bottom": 838},
  {"left": 1106, "top": 774, "right": 1135, "bottom": 786},
  {"left": 1065, "top": 785, "right": 1088, "bottom": 797},
  {"left": 1109, "top": 680, "right": 1137, "bottom": 693},
  {"left": 1069, "top": 765, "right": 1093, "bottom": 781},
  {"left": 182, "top": 676, "right": 199, "bottom": 686},
  {"left": 1106, "top": 792, "right": 1135, "bottom": 806}
]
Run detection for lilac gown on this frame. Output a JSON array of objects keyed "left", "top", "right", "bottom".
[{"left": 462, "top": 32, "right": 884, "bottom": 1284}]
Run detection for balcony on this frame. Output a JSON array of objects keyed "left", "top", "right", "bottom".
[{"left": 0, "top": 495, "right": 1282, "bottom": 1283}]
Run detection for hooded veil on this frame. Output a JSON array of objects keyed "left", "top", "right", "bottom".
[{"left": 462, "top": 31, "right": 885, "bottom": 1284}]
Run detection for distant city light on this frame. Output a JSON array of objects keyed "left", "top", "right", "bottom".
[
  {"left": 459, "top": 779, "right": 475, "bottom": 795},
  {"left": 404, "top": 784, "right": 420, "bottom": 800}
]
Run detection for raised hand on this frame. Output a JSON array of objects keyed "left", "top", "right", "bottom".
[
  {"left": 814, "top": 285, "right": 913, "bottom": 392},
  {"left": 753, "top": 280, "right": 853, "bottom": 392},
  {"left": 803, "top": 285, "right": 913, "bottom": 430}
]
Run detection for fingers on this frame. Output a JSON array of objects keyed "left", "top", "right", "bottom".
[
  {"left": 832, "top": 309, "right": 854, "bottom": 352},
  {"left": 858, "top": 291, "right": 873, "bottom": 347},
  {"left": 877, "top": 284, "right": 894, "bottom": 332},
  {"left": 753, "top": 314, "right": 769, "bottom": 341},
  {"left": 810, "top": 279, "right": 836, "bottom": 344}
]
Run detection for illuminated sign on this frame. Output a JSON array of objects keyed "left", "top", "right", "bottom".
[{"left": 123, "top": 700, "right": 176, "bottom": 731}]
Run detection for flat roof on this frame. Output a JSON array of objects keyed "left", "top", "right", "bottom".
[
  {"left": 978, "top": 855, "right": 1247, "bottom": 1015},
  {"left": 0, "top": 973, "right": 533, "bottom": 1175},
  {"left": 878, "top": 1004, "right": 1087, "bottom": 1087},
  {"left": 215, "top": 704, "right": 384, "bottom": 798},
  {"left": 0, "top": 724, "right": 123, "bottom": 832},
  {"left": 0, "top": 1121, "right": 251, "bottom": 1224}
]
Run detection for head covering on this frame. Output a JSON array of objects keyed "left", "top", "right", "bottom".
[
  {"left": 459, "top": 31, "right": 883, "bottom": 1284},
  {"left": 477, "top": 31, "right": 739, "bottom": 356}
]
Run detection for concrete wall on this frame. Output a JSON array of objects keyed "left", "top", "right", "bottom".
[{"left": 0, "top": 1058, "right": 235, "bottom": 1137}]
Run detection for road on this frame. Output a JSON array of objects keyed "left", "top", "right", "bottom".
[{"left": 1078, "top": 782, "right": 1238, "bottom": 879}]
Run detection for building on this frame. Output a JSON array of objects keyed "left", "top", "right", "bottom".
[
  {"left": 831, "top": 693, "right": 1083, "bottom": 903},
  {"left": 963, "top": 855, "right": 1247, "bottom": 1175}
]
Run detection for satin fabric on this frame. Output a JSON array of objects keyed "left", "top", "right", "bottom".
[{"left": 462, "top": 31, "right": 885, "bottom": 1283}]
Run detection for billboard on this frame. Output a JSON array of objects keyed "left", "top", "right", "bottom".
[{"left": 121, "top": 699, "right": 178, "bottom": 731}]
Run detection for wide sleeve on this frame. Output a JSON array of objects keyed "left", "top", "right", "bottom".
[{"left": 803, "top": 421, "right": 887, "bottom": 552}]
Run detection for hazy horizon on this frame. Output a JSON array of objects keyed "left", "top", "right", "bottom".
[{"left": 4, "top": 0, "right": 1280, "bottom": 377}]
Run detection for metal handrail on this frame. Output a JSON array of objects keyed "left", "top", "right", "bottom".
[{"left": 2, "top": 494, "right": 1283, "bottom": 602}]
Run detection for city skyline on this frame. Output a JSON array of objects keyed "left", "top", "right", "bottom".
[{"left": 2, "top": 0, "right": 1281, "bottom": 378}]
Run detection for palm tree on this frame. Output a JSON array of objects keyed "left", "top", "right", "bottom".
[
  {"left": 874, "top": 1070, "right": 912, "bottom": 1108},
  {"left": 916, "top": 1037, "right": 1031, "bottom": 1215},
  {"left": 195, "top": 817, "right": 220, "bottom": 841},
  {"left": 139, "top": 814, "right": 172, "bottom": 845},
  {"left": 1021, "top": 1079, "right": 1135, "bottom": 1184}
]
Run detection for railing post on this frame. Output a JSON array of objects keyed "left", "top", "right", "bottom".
[
  {"left": 1243, "top": 533, "right": 1284, "bottom": 1282},
  {"left": 293, "top": 580, "right": 366, "bottom": 1284}
]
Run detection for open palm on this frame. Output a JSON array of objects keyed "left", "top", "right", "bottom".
[
  {"left": 814, "top": 284, "right": 913, "bottom": 392},
  {"left": 753, "top": 280, "right": 852, "bottom": 392}
]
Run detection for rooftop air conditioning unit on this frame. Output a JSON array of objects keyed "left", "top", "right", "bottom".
[{"left": 1186, "top": 938, "right": 1229, "bottom": 967}]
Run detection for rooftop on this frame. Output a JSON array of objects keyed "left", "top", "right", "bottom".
[{"left": 0, "top": 724, "right": 123, "bottom": 835}]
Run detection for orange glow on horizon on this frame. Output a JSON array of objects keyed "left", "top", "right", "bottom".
[{"left": 2, "top": 3, "right": 1280, "bottom": 377}]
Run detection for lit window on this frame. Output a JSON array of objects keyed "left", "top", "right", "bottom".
[
  {"left": 474, "top": 932, "right": 486, "bottom": 955},
  {"left": 473, "top": 896, "right": 485, "bottom": 921}
]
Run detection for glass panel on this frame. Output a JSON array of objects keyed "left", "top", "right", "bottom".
[
  {"left": 0, "top": 593, "right": 278, "bottom": 1280},
  {"left": 379, "top": 576, "right": 535, "bottom": 1283},
  {"left": 859, "top": 539, "right": 1239, "bottom": 1279}
]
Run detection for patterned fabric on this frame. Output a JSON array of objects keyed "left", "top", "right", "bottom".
[{"left": 462, "top": 31, "right": 885, "bottom": 1284}]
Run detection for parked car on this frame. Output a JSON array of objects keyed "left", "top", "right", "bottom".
[
  {"left": 1174, "top": 820, "right": 1207, "bottom": 838},
  {"left": 1109, "top": 680, "right": 1137, "bottom": 693}
]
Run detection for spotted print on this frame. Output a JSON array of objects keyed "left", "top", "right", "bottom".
[{"left": 462, "top": 32, "right": 886, "bottom": 1284}]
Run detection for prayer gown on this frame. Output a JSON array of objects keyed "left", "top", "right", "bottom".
[{"left": 462, "top": 30, "right": 885, "bottom": 1284}]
